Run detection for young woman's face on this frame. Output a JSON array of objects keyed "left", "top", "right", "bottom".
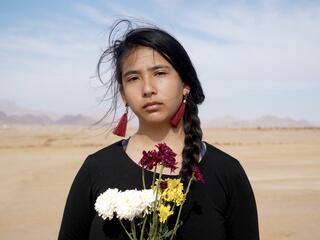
[{"left": 120, "top": 46, "right": 190, "bottom": 126}]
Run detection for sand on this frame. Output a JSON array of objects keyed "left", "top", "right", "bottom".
[{"left": 0, "top": 126, "right": 319, "bottom": 240}]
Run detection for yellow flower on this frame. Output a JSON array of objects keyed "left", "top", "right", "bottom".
[
  {"left": 158, "top": 204, "right": 173, "bottom": 223},
  {"left": 162, "top": 179, "right": 185, "bottom": 206},
  {"left": 153, "top": 178, "right": 186, "bottom": 206}
]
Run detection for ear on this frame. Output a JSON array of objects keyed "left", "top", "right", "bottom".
[{"left": 183, "top": 83, "right": 191, "bottom": 95}]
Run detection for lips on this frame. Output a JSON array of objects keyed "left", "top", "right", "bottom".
[{"left": 143, "top": 101, "right": 163, "bottom": 109}]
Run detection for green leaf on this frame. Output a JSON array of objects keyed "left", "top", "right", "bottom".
[{"left": 163, "top": 229, "right": 174, "bottom": 238}]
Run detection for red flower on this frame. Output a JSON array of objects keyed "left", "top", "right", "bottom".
[
  {"left": 192, "top": 165, "right": 205, "bottom": 183},
  {"left": 156, "top": 143, "right": 178, "bottom": 172},
  {"left": 139, "top": 142, "right": 178, "bottom": 172},
  {"left": 139, "top": 149, "right": 159, "bottom": 170},
  {"left": 159, "top": 180, "right": 168, "bottom": 190}
]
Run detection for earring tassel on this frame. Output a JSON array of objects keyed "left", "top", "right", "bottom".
[
  {"left": 170, "top": 100, "right": 186, "bottom": 128},
  {"left": 112, "top": 112, "right": 128, "bottom": 137}
]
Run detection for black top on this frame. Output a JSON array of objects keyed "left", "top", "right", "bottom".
[{"left": 58, "top": 139, "right": 259, "bottom": 240}]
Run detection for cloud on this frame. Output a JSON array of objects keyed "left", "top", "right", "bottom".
[
  {"left": 73, "top": 2, "right": 114, "bottom": 25},
  {"left": 147, "top": 0, "right": 320, "bottom": 120},
  {"left": 0, "top": 11, "right": 103, "bottom": 115},
  {"left": 1, "top": 0, "right": 319, "bottom": 121},
  {"left": 165, "top": 1, "right": 320, "bottom": 88}
]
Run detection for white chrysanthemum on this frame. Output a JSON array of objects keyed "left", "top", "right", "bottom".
[
  {"left": 139, "top": 189, "right": 157, "bottom": 215},
  {"left": 115, "top": 189, "right": 157, "bottom": 221},
  {"left": 95, "top": 188, "right": 157, "bottom": 221},
  {"left": 115, "top": 189, "right": 143, "bottom": 221},
  {"left": 94, "top": 188, "right": 119, "bottom": 220}
]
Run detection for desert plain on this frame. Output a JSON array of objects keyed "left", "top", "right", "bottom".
[{"left": 0, "top": 126, "right": 319, "bottom": 240}]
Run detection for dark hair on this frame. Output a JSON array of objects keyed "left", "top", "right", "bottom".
[{"left": 97, "top": 19, "right": 205, "bottom": 183}]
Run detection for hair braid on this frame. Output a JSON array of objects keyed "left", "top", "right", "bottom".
[{"left": 180, "top": 97, "right": 203, "bottom": 184}]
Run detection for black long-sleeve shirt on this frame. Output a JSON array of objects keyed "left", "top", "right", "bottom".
[{"left": 58, "top": 139, "right": 259, "bottom": 239}]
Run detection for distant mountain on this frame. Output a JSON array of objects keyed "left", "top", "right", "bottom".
[
  {"left": 254, "top": 115, "right": 315, "bottom": 128},
  {"left": 203, "top": 114, "right": 319, "bottom": 128},
  {"left": 0, "top": 99, "right": 318, "bottom": 127},
  {"left": 0, "top": 111, "right": 95, "bottom": 126},
  {"left": 0, "top": 111, "right": 54, "bottom": 125},
  {"left": 0, "top": 99, "right": 95, "bottom": 126},
  {"left": 0, "top": 99, "right": 60, "bottom": 120},
  {"left": 55, "top": 114, "right": 95, "bottom": 126}
]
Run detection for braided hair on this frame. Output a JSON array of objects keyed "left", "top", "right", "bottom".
[{"left": 97, "top": 19, "right": 205, "bottom": 184}]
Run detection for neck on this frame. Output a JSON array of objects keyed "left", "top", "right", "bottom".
[{"left": 133, "top": 119, "right": 185, "bottom": 149}]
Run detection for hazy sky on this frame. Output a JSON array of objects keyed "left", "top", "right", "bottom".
[{"left": 1, "top": 0, "right": 319, "bottom": 123}]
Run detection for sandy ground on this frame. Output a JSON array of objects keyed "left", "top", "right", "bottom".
[{"left": 0, "top": 126, "right": 319, "bottom": 240}]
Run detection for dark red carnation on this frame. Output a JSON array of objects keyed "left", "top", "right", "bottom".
[
  {"left": 139, "top": 143, "right": 178, "bottom": 172},
  {"left": 139, "top": 149, "right": 159, "bottom": 170},
  {"left": 192, "top": 164, "right": 205, "bottom": 183},
  {"left": 159, "top": 180, "right": 168, "bottom": 190},
  {"left": 156, "top": 143, "right": 178, "bottom": 172}
]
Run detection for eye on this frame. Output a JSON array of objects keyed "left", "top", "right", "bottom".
[
  {"left": 127, "top": 76, "right": 138, "bottom": 82},
  {"left": 155, "top": 71, "right": 167, "bottom": 76}
]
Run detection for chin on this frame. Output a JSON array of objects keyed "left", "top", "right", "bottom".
[{"left": 139, "top": 114, "right": 171, "bottom": 125}]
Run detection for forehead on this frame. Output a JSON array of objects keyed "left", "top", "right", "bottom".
[{"left": 121, "top": 46, "right": 170, "bottom": 71}]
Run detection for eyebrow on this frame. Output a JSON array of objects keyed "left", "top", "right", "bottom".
[{"left": 123, "top": 65, "right": 170, "bottom": 78}]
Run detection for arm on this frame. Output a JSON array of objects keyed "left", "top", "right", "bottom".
[
  {"left": 58, "top": 156, "right": 94, "bottom": 240},
  {"left": 226, "top": 160, "right": 260, "bottom": 240}
]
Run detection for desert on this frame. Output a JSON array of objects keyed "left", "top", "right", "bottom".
[{"left": 0, "top": 126, "right": 319, "bottom": 240}]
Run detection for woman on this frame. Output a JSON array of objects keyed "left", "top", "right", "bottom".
[{"left": 58, "top": 19, "right": 259, "bottom": 240}]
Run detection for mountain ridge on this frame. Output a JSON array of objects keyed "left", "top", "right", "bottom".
[{"left": 0, "top": 99, "right": 318, "bottom": 128}]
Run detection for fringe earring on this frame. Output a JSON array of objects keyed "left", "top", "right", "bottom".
[
  {"left": 112, "top": 104, "right": 128, "bottom": 137},
  {"left": 170, "top": 94, "right": 187, "bottom": 128}
]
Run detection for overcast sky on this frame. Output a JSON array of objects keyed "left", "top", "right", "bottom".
[{"left": 1, "top": 0, "right": 319, "bottom": 123}]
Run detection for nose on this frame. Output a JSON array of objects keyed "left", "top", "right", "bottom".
[{"left": 142, "top": 76, "right": 156, "bottom": 97}]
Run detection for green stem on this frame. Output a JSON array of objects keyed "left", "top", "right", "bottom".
[
  {"left": 159, "top": 222, "right": 163, "bottom": 237},
  {"left": 150, "top": 165, "right": 164, "bottom": 239},
  {"left": 118, "top": 219, "right": 134, "bottom": 240},
  {"left": 149, "top": 164, "right": 158, "bottom": 237},
  {"left": 142, "top": 168, "right": 146, "bottom": 189},
  {"left": 169, "top": 174, "right": 194, "bottom": 240},
  {"left": 140, "top": 217, "right": 147, "bottom": 240},
  {"left": 131, "top": 219, "right": 137, "bottom": 240},
  {"left": 152, "top": 165, "right": 157, "bottom": 187}
]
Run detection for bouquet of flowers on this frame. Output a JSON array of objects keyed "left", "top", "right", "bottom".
[{"left": 94, "top": 143, "right": 204, "bottom": 240}]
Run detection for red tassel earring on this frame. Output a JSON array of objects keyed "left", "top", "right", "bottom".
[
  {"left": 170, "top": 94, "right": 187, "bottom": 128},
  {"left": 112, "top": 104, "right": 128, "bottom": 137}
]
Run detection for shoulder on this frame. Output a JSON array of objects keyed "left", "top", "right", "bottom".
[
  {"left": 82, "top": 139, "right": 123, "bottom": 169},
  {"left": 202, "top": 141, "right": 253, "bottom": 195},
  {"left": 203, "top": 141, "right": 242, "bottom": 171},
  {"left": 201, "top": 141, "right": 249, "bottom": 186}
]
